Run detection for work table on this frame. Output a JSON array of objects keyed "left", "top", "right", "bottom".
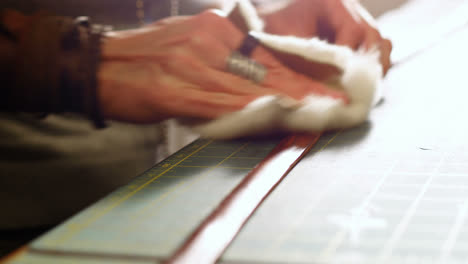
[{"left": 4, "top": 0, "right": 468, "bottom": 263}]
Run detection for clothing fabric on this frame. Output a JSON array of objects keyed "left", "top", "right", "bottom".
[{"left": 0, "top": 0, "right": 210, "bottom": 230}]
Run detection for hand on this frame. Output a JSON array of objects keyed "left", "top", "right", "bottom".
[
  {"left": 98, "top": 11, "right": 347, "bottom": 124},
  {"left": 260, "top": 0, "right": 392, "bottom": 74}
]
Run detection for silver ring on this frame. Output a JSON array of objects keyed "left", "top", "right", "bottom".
[{"left": 226, "top": 51, "right": 267, "bottom": 83}]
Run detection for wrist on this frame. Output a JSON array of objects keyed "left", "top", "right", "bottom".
[
  {"left": 96, "top": 61, "right": 116, "bottom": 121},
  {"left": 100, "top": 30, "right": 126, "bottom": 60}
]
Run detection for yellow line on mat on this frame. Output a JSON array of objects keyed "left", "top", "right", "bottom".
[
  {"left": 52, "top": 140, "right": 214, "bottom": 245},
  {"left": 121, "top": 143, "right": 252, "bottom": 235}
]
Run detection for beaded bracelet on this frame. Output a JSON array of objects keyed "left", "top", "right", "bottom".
[{"left": 63, "top": 17, "right": 109, "bottom": 128}]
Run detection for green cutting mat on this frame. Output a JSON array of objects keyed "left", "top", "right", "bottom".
[
  {"left": 219, "top": 27, "right": 468, "bottom": 264},
  {"left": 6, "top": 138, "right": 286, "bottom": 263}
]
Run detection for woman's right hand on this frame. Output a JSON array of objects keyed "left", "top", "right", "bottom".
[{"left": 98, "top": 11, "right": 347, "bottom": 124}]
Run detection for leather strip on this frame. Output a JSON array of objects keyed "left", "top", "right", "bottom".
[
  {"left": 165, "top": 133, "right": 321, "bottom": 264},
  {"left": 0, "top": 246, "right": 27, "bottom": 264}
]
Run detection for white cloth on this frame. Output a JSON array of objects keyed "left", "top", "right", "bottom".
[{"left": 187, "top": 0, "right": 383, "bottom": 139}]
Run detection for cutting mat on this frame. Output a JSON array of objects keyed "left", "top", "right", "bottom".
[
  {"left": 221, "top": 4, "right": 468, "bottom": 262},
  {"left": 6, "top": 1, "right": 468, "bottom": 263},
  {"left": 4, "top": 139, "right": 287, "bottom": 263}
]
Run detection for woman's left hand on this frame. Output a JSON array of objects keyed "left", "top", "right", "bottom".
[{"left": 259, "top": 0, "right": 392, "bottom": 75}]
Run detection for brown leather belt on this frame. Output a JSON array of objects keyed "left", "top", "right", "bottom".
[{"left": 166, "top": 133, "right": 321, "bottom": 264}]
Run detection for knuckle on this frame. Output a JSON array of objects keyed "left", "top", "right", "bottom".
[
  {"left": 369, "top": 28, "right": 381, "bottom": 39},
  {"left": 188, "top": 31, "right": 209, "bottom": 47},
  {"left": 378, "top": 38, "right": 393, "bottom": 55},
  {"left": 353, "top": 24, "right": 366, "bottom": 37},
  {"left": 196, "top": 10, "right": 226, "bottom": 27},
  {"left": 165, "top": 52, "right": 189, "bottom": 68},
  {"left": 383, "top": 39, "right": 393, "bottom": 52},
  {"left": 187, "top": 32, "right": 221, "bottom": 56},
  {"left": 366, "top": 29, "right": 382, "bottom": 48}
]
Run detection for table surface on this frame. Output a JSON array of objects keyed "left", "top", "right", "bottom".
[{"left": 5, "top": 1, "right": 468, "bottom": 263}]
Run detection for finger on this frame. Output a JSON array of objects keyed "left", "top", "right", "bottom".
[
  {"left": 264, "top": 45, "right": 342, "bottom": 81},
  {"left": 194, "top": 11, "right": 245, "bottom": 50},
  {"left": 147, "top": 70, "right": 261, "bottom": 119},
  {"left": 159, "top": 41, "right": 274, "bottom": 96},
  {"left": 178, "top": 28, "right": 304, "bottom": 99},
  {"left": 165, "top": 55, "right": 275, "bottom": 96},
  {"left": 335, "top": 25, "right": 365, "bottom": 50},
  {"left": 247, "top": 46, "right": 348, "bottom": 101},
  {"left": 363, "top": 34, "right": 392, "bottom": 75},
  {"left": 304, "top": 80, "right": 349, "bottom": 103},
  {"left": 345, "top": 12, "right": 392, "bottom": 74},
  {"left": 182, "top": 29, "right": 230, "bottom": 69},
  {"left": 161, "top": 87, "right": 260, "bottom": 119},
  {"left": 362, "top": 28, "right": 382, "bottom": 50},
  {"left": 379, "top": 38, "right": 393, "bottom": 75},
  {"left": 191, "top": 11, "right": 348, "bottom": 102},
  {"left": 258, "top": 66, "right": 348, "bottom": 102}
]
